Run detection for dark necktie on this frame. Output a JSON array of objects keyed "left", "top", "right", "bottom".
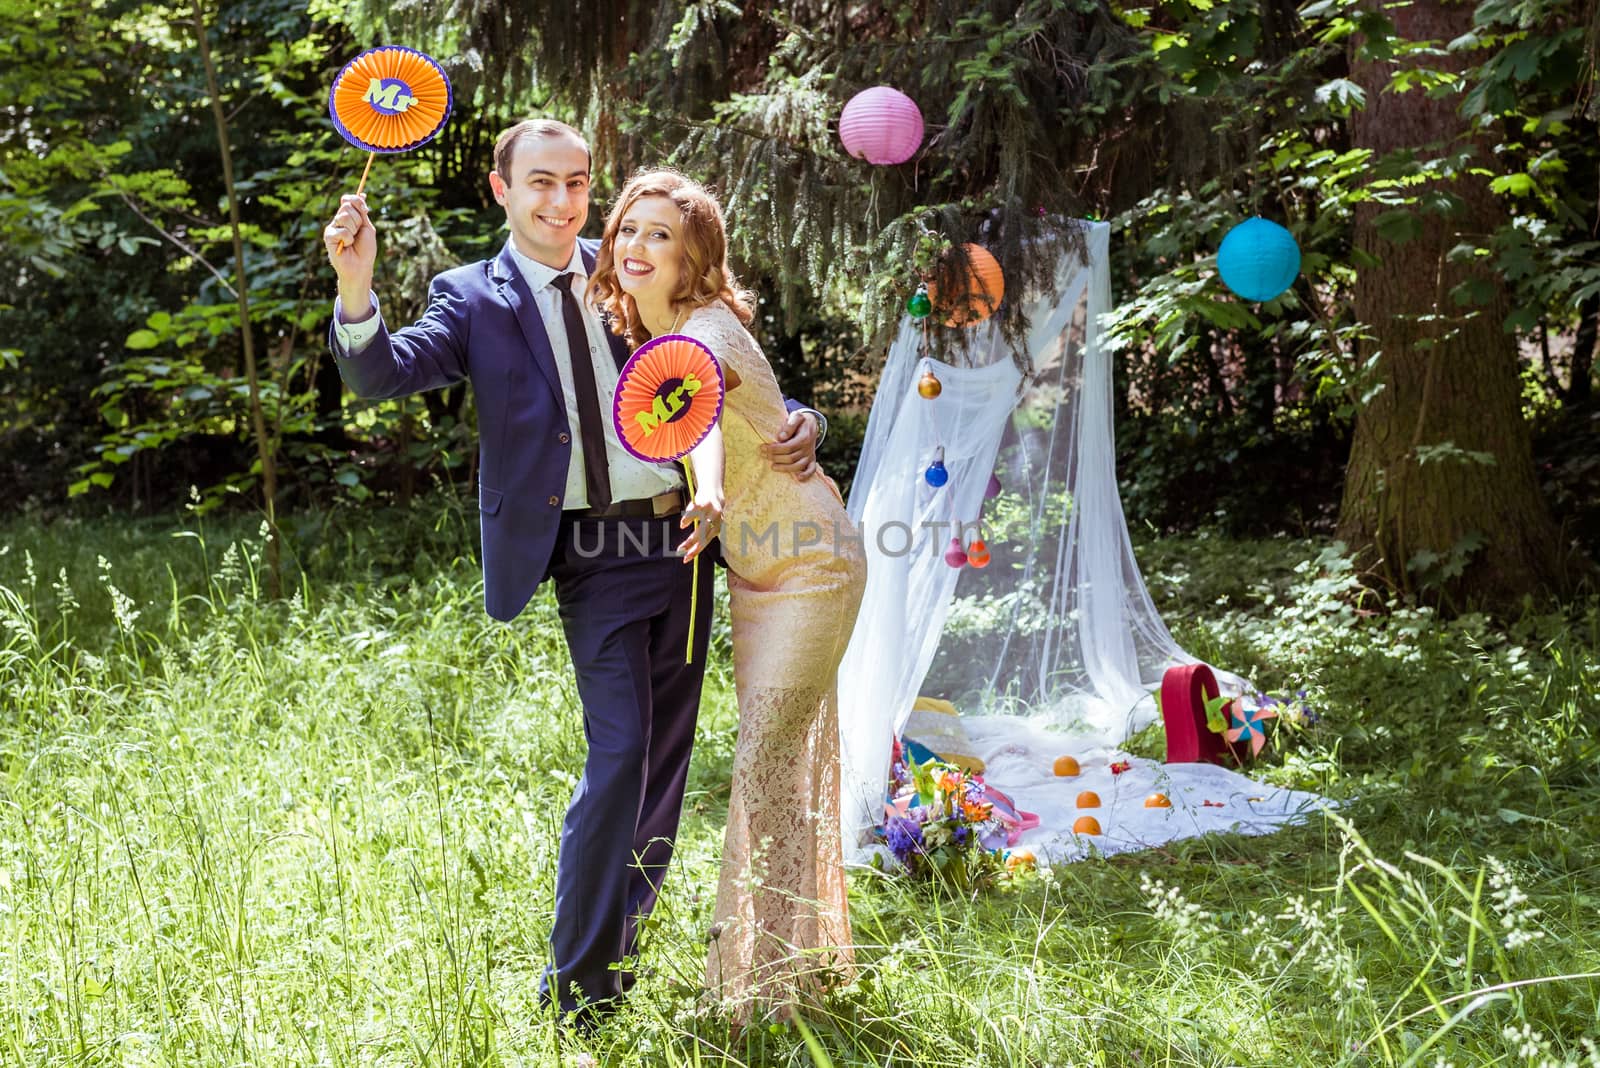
[{"left": 551, "top": 272, "right": 612, "bottom": 510}]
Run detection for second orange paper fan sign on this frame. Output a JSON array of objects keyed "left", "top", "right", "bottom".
[
  {"left": 613, "top": 334, "right": 726, "bottom": 463},
  {"left": 613, "top": 334, "right": 726, "bottom": 664}
]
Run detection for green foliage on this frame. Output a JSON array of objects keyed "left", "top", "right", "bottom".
[
  {"left": 6, "top": 0, "right": 1598, "bottom": 572},
  {"left": 0, "top": 0, "right": 503, "bottom": 516},
  {"left": 2, "top": 511, "right": 1598, "bottom": 1063}
]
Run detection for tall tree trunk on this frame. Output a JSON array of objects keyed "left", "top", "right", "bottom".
[
  {"left": 1338, "top": 0, "right": 1572, "bottom": 608},
  {"left": 196, "top": 1, "right": 280, "bottom": 597},
  {"left": 1199, "top": 333, "right": 1236, "bottom": 418},
  {"left": 1571, "top": 294, "right": 1597, "bottom": 405}
]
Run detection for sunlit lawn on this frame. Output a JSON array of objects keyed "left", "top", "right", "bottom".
[{"left": 2, "top": 502, "right": 1597, "bottom": 1066}]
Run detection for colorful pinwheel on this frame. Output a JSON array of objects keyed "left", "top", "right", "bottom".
[{"left": 1225, "top": 699, "right": 1279, "bottom": 757}]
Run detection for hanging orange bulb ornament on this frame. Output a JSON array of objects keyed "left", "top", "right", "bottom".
[
  {"left": 966, "top": 539, "right": 991, "bottom": 568},
  {"left": 918, "top": 369, "right": 943, "bottom": 399},
  {"left": 927, "top": 243, "right": 1005, "bottom": 327}
]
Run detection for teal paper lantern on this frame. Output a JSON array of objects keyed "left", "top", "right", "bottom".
[{"left": 1217, "top": 217, "right": 1300, "bottom": 303}]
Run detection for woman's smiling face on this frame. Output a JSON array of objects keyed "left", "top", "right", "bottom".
[{"left": 614, "top": 195, "right": 685, "bottom": 307}]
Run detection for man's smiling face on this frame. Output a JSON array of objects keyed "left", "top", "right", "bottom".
[{"left": 489, "top": 132, "right": 591, "bottom": 269}]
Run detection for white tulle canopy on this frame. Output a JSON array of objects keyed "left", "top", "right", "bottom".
[{"left": 836, "top": 221, "right": 1264, "bottom": 853}]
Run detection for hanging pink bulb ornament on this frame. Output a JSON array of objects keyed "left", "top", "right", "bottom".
[
  {"left": 985, "top": 472, "right": 1002, "bottom": 499},
  {"left": 838, "top": 86, "right": 924, "bottom": 165},
  {"left": 944, "top": 537, "right": 969, "bottom": 568},
  {"left": 967, "top": 539, "right": 991, "bottom": 568}
]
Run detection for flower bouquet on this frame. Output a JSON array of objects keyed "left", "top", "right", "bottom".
[{"left": 873, "top": 739, "right": 1021, "bottom": 891}]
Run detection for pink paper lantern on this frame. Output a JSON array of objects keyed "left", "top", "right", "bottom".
[{"left": 839, "top": 86, "right": 924, "bottom": 166}]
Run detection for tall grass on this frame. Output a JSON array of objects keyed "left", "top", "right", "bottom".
[{"left": 0, "top": 504, "right": 1597, "bottom": 1066}]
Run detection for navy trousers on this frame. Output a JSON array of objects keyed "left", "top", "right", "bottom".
[{"left": 539, "top": 513, "right": 715, "bottom": 1015}]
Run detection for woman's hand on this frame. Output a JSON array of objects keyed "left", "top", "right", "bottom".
[
  {"left": 679, "top": 425, "right": 726, "bottom": 564},
  {"left": 678, "top": 486, "right": 724, "bottom": 564}
]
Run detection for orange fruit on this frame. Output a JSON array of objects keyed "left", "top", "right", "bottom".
[
  {"left": 1144, "top": 793, "right": 1172, "bottom": 809},
  {"left": 1072, "top": 816, "right": 1102, "bottom": 835},
  {"left": 1076, "top": 791, "right": 1101, "bottom": 808},
  {"left": 1052, "top": 755, "right": 1080, "bottom": 777}
]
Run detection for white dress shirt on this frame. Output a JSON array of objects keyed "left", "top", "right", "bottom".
[{"left": 333, "top": 241, "right": 683, "bottom": 508}]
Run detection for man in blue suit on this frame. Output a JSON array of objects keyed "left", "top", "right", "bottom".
[{"left": 321, "top": 119, "right": 826, "bottom": 1028}]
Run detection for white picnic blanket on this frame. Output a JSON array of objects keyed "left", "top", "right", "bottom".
[{"left": 933, "top": 715, "right": 1330, "bottom": 863}]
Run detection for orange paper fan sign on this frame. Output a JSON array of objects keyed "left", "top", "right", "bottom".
[
  {"left": 613, "top": 334, "right": 726, "bottom": 463},
  {"left": 329, "top": 46, "right": 452, "bottom": 154}
]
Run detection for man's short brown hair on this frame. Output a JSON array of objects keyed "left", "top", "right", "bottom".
[{"left": 493, "top": 120, "right": 590, "bottom": 181}]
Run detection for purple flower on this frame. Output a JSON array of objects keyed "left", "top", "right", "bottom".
[
  {"left": 885, "top": 817, "right": 925, "bottom": 863},
  {"left": 952, "top": 825, "right": 971, "bottom": 846}
]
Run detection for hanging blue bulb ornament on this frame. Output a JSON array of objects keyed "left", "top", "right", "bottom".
[
  {"left": 1217, "top": 217, "right": 1301, "bottom": 303},
  {"left": 924, "top": 447, "right": 949, "bottom": 488},
  {"left": 907, "top": 285, "right": 933, "bottom": 319}
]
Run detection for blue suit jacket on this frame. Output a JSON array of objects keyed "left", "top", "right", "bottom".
[{"left": 331, "top": 238, "right": 804, "bottom": 622}]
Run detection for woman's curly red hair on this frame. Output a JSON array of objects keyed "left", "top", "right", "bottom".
[{"left": 588, "top": 168, "right": 754, "bottom": 347}]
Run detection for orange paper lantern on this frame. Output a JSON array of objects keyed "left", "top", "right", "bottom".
[
  {"left": 927, "top": 243, "right": 1005, "bottom": 327},
  {"left": 1072, "top": 816, "right": 1102, "bottom": 835},
  {"left": 1052, "top": 755, "right": 1080, "bottom": 777},
  {"left": 1076, "top": 791, "right": 1101, "bottom": 809}
]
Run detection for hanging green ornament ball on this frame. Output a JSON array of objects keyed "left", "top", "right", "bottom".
[{"left": 907, "top": 288, "right": 933, "bottom": 319}]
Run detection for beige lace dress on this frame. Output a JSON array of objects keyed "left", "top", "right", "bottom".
[{"left": 680, "top": 300, "right": 867, "bottom": 1019}]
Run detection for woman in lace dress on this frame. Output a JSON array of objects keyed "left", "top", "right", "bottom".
[{"left": 589, "top": 169, "right": 866, "bottom": 1020}]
